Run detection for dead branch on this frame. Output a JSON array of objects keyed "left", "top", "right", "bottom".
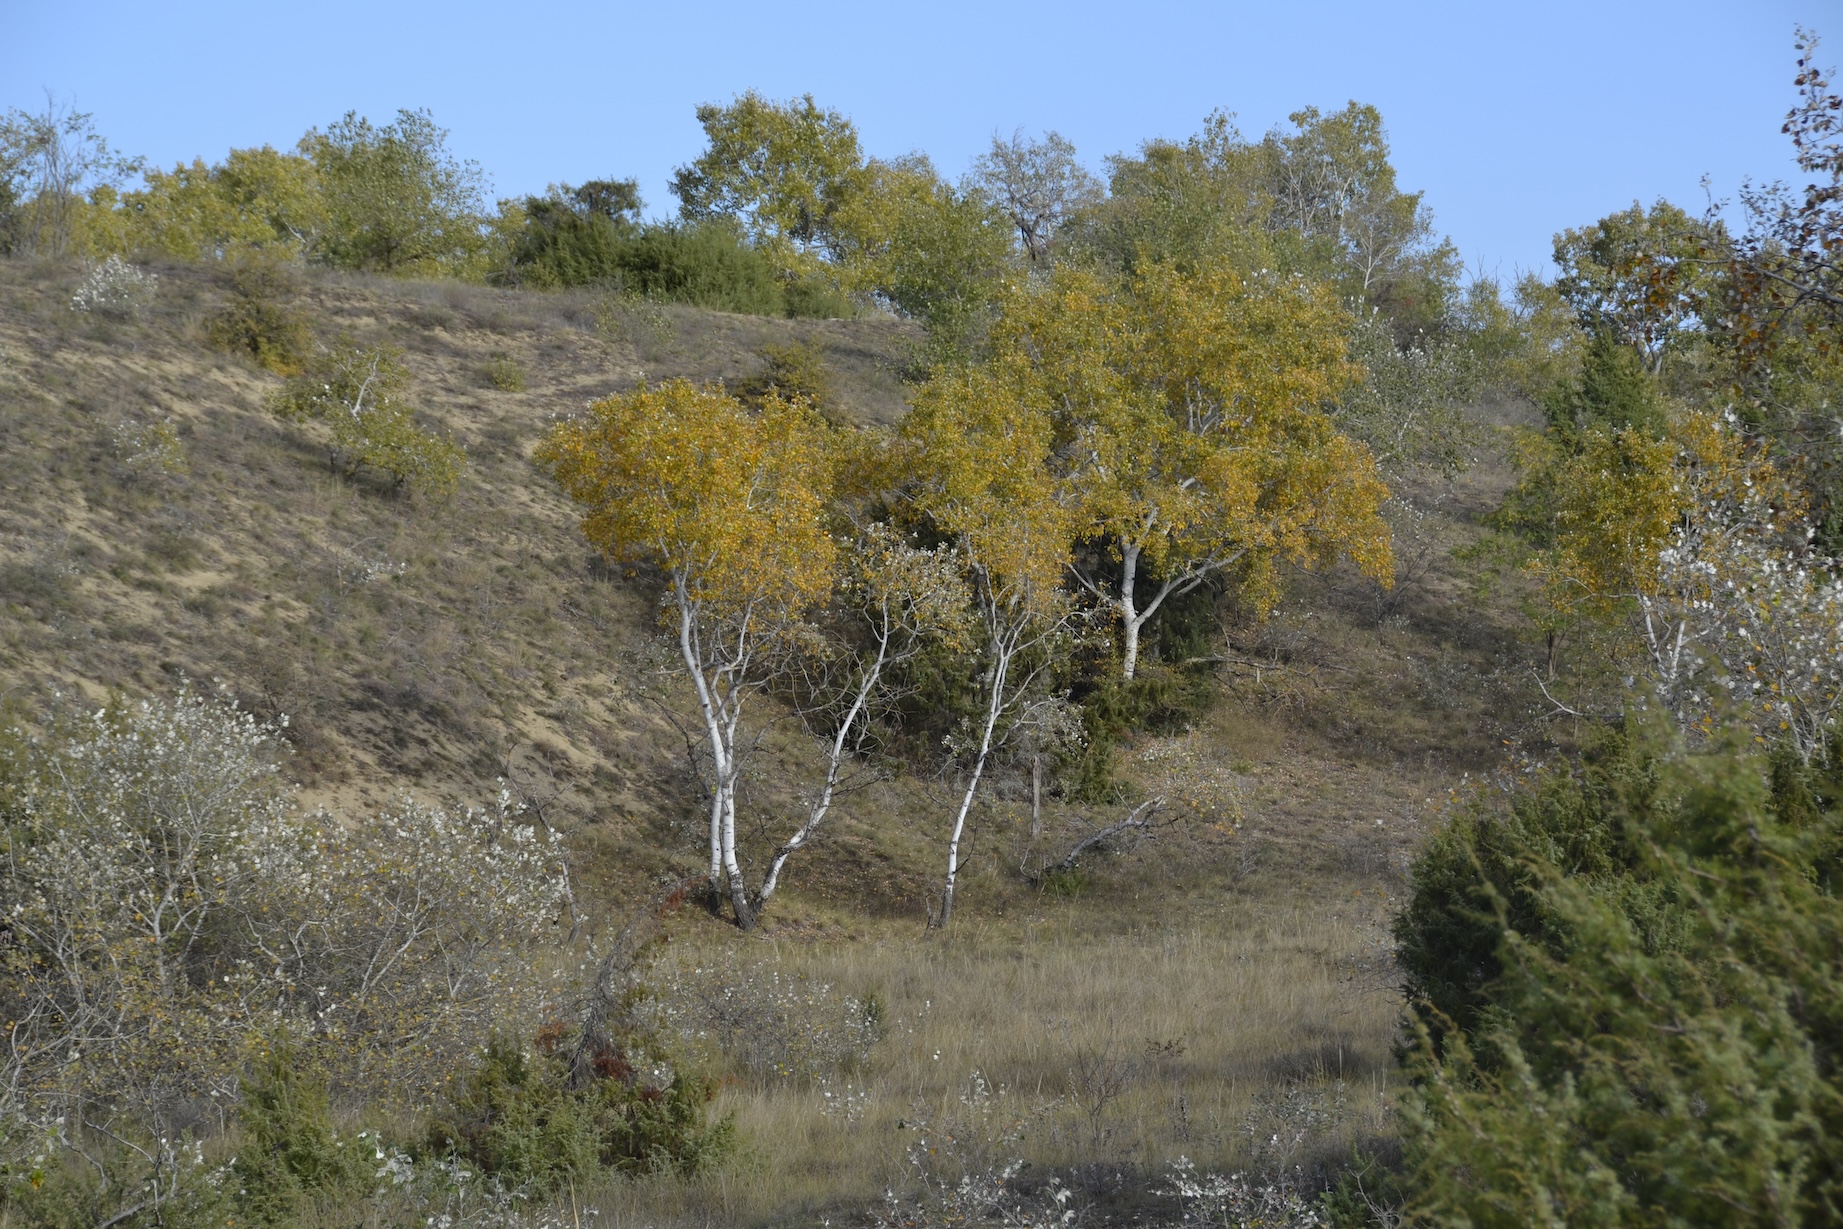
[{"left": 1030, "top": 796, "right": 1168, "bottom": 882}]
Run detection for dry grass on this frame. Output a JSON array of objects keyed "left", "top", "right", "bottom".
[{"left": 549, "top": 882, "right": 1401, "bottom": 1227}]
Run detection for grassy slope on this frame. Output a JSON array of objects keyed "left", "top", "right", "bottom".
[{"left": 0, "top": 256, "right": 1551, "bottom": 1224}]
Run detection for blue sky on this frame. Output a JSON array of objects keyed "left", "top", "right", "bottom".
[{"left": 1, "top": 0, "right": 1827, "bottom": 279}]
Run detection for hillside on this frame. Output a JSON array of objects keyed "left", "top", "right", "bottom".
[{"left": 0, "top": 255, "right": 1546, "bottom": 1224}]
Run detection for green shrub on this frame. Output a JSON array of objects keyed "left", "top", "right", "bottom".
[
  {"left": 732, "top": 339, "right": 834, "bottom": 414},
  {"left": 481, "top": 352, "right": 525, "bottom": 391},
  {"left": 1393, "top": 723, "right": 1681, "bottom": 1048},
  {"left": 272, "top": 341, "right": 464, "bottom": 495},
  {"left": 231, "top": 1046, "right": 371, "bottom": 1225},
  {"left": 1393, "top": 729, "right": 1843, "bottom": 1225},
  {"left": 430, "top": 1033, "right": 733, "bottom": 1189},
  {"left": 506, "top": 209, "right": 854, "bottom": 318},
  {"left": 205, "top": 259, "right": 313, "bottom": 373}
]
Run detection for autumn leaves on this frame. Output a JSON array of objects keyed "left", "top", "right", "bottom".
[{"left": 540, "top": 258, "right": 1394, "bottom": 927}]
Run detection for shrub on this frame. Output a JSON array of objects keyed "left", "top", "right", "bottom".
[
  {"left": 732, "top": 339, "right": 834, "bottom": 415},
  {"left": 482, "top": 352, "right": 525, "bottom": 391},
  {"left": 230, "top": 1047, "right": 371, "bottom": 1225},
  {"left": 0, "top": 687, "right": 572, "bottom": 1226},
  {"left": 205, "top": 258, "right": 313, "bottom": 373},
  {"left": 107, "top": 414, "right": 187, "bottom": 482},
  {"left": 68, "top": 254, "right": 156, "bottom": 318},
  {"left": 430, "top": 1034, "right": 734, "bottom": 1189},
  {"left": 1392, "top": 730, "right": 1843, "bottom": 1225},
  {"left": 591, "top": 290, "right": 673, "bottom": 351},
  {"left": 649, "top": 955, "right": 883, "bottom": 1088},
  {"left": 272, "top": 342, "right": 465, "bottom": 495},
  {"left": 506, "top": 208, "right": 855, "bottom": 317},
  {"left": 1393, "top": 724, "right": 1679, "bottom": 1047}
]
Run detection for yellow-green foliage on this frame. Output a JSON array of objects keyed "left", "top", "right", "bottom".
[
  {"left": 79, "top": 145, "right": 324, "bottom": 262},
  {"left": 272, "top": 341, "right": 464, "bottom": 495},
  {"left": 731, "top": 338, "right": 833, "bottom": 414}
]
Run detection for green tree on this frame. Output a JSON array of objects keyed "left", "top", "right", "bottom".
[
  {"left": 1551, "top": 199, "right": 1724, "bottom": 371},
  {"left": 108, "top": 145, "right": 324, "bottom": 261},
  {"left": 302, "top": 108, "right": 487, "bottom": 275},
  {"left": 502, "top": 178, "right": 643, "bottom": 288},
  {"left": 830, "top": 153, "right": 1013, "bottom": 351},
  {"left": 1261, "top": 103, "right": 1460, "bottom": 331},
  {"left": 670, "top": 91, "right": 866, "bottom": 269},
  {"left": 1065, "top": 109, "right": 1274, "bottom": 276}
]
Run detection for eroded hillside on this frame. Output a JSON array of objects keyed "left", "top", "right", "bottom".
[{"left": 0, "top": 256, "right": 1547, "bottom": 920}]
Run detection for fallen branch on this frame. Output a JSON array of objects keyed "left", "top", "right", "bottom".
[{"left": 1031, "top": 797, "right": 1167, "bottom": 882}]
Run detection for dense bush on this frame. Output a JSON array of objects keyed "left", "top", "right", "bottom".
[
  {"left": 430, "top": 1035, "right": 733, "bottom": 1189},
  {"left": 0, "top": 687, "right": 571, "bottom": 1227},
  {"left": 1391, "top": 726, "right": 1843, "bottom": 1225},
  {"left": 205, "top": 258, "right": 314, "bottom": 373},
  {"left": 1393, "top": 725, "right": 1676, "bottom": 1047},
  {"left": 506, "top": 207, "right": 853, "bottom": 317}
]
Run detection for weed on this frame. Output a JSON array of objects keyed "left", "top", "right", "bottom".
[
  {"left": 648, "top": 954, "right": 882, "bottom": 1088},
  {"left": 592, "top": 290, "right": 673, "bottom": 355},
  {"left": 108, "top": 415, "right": 186, "bottom": 483}
]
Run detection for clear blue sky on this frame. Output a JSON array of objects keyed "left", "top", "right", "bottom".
[{"left": 1, "top": 0, "right": 1827, "bottom": 279}]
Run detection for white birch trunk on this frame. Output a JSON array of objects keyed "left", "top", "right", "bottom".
[{"left": 939, "top": 626, "right": 1013, "bottom": 929}]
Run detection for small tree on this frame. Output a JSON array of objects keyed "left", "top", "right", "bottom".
[
  {"left": 0, "top": 92, "right": 142, "bottom": 258},
  {"left": 538, "top": 380, "right": 837, "bottom": 927},
  {"left": 1532, "top": 406, "right": 1843, "bottom": 759},
  {"left": 901, "top": 366, "right": 1082, "bottom": 926},
  {"left": 759, "top": 523, "right": 970, "bottom": 908},
  {"left": 968, "top": 128, "right": 1102, "bottom": 264},
  {"left": 272, "top": 342, "right": 464, "bottom": 495}
]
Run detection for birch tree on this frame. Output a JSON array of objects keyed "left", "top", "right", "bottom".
[
  {"left": 759, "top": 525, "right": 969, "bottom": 907},
  {"left": 989, "top": 260, "right": 1393, "bottom": 678},
  {"left": 538, "top": 380, "right": 836, "bottom": 928},
  {"left": 901, "top": 367, "right": 1080, "bottom": 926},
  {"left": 1532, "top": 407, "right": 1843, "bottom": 759}
]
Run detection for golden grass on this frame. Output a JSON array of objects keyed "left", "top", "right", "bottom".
[{"left": 562, "top": 883, "right": 1402, "bottom": 1226}]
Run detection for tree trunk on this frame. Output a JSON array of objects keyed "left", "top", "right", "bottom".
[
  {"left": 1119, "top": 544, "right": 1142, "bottom": 681},
  {"left": 1030, "top": 754, "right": 1042, "bottom": 841},
  {"left": 939, "top": 635, "right": 1011, "bottom": 929}
]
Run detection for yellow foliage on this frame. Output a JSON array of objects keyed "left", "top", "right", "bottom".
[
  {"left": 1532, "top": 408, "right": 1796, "bottom": 621},
  {"left": 537, "top": 379, "right": 838, "bottom": 621},
  {"left": 973, "top": 260, "right": 1391, "bottom": 639},
  {"left": 901, "top": 364, "right": 1073, "bottom": 614}
]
